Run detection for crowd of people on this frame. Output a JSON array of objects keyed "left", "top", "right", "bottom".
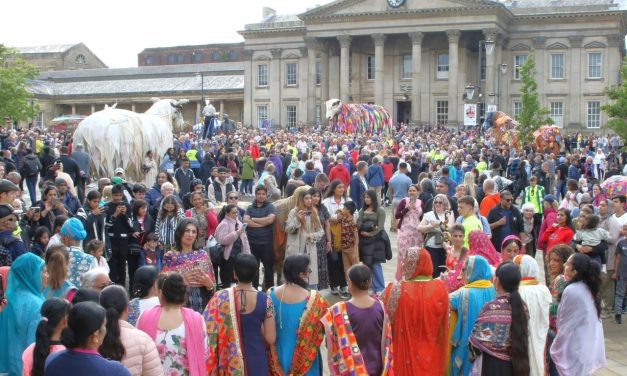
[{"left": 0, "top": 122, "right": 625, "bottom": 375}]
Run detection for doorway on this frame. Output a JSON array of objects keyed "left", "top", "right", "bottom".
[{"left": 396, "top": 101, "right": 411, "bottom": 124}]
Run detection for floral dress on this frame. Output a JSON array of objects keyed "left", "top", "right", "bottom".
[
  {"left": 314, "top": 205, "right": 331, "bottom": 290},
  {"left": 396, "top": 198, "right": 423, "bottom": 280},
  {"left": 156, "top": 322, "right": 189, "bottom": 376}
]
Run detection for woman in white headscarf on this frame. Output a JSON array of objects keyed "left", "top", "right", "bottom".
[{"left": 513, "top": 254, "right": 552, "bottom": 376}]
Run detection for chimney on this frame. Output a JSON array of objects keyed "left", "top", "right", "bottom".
[{"left": 263, "top": 7, "right": 276, "bottom": 19}]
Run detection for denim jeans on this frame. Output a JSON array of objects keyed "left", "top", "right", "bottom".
[
  {"left": 615, "top": 276, "right": 627, "bottom": 315},
  {"left": 556, "top": 180, "right": 567, "bottom": 201},
  {"left": 25, "top": 175, "right": 38, "bottom": 205},
  {"left": 372, "top": 263, "right": 385, "bottom": 292},
  {"left": 240, "top": 179, "right": 253, "bottom": 195}
]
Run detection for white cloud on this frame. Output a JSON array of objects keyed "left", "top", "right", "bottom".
[{"left": 2, "top": 0, "right": 333, "bottom": 68}]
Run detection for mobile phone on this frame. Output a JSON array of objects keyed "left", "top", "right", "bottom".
[
  {"left": 242, "top": 223, "right": 248, "bottom": 230},
  {"left": 32, "top": 207, "right": 41, "bottom": 213}
]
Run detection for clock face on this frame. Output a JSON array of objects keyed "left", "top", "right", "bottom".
[{"left": 388, "top": 0, "right": 406, "bottom": 7}]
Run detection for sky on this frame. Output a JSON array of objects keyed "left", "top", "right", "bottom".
[{"left": 1, "top": 0, "right": 334, "bottom": 68}]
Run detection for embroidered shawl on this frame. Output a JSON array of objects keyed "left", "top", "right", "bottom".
[{"left": 204, "top": 288, "right": 245, "bottom": 375}]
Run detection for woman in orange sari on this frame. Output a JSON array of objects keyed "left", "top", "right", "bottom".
[{"left": 382, "top": 247, "right": 449, "bottom": 376}]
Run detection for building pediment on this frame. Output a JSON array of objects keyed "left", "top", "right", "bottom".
[
  {"left": 547, "top": 42, "right": 568, "bottom": 50},
  {"left": 300, "top": 0, "right": 503, "bottom": 19},
  {"left": 511, "top": 43, "right": 531, "bottom": 51},
  {"left": 584, "top": 41, "right": 606, "bottom": 49}
]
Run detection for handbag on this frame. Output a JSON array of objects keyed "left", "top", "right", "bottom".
[{"left": 207, "top": 235, "right": 223, "bottom": 265}]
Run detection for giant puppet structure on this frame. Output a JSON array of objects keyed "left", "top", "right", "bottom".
[
  {"left": 325, "top": 99, "right": 393, "bottom": 135},
  {"left": 533, "top": 125, "right": 562, "bottom": 154},
  {"left": 73, "top": 98, "right": 188, "bottom": 182},
  {"left": 482, "top": 111, "right": 522, "bottom": 150}
]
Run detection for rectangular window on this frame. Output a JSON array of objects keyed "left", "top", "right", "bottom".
[
  {"left": 588, "top": 53, "right": 602, "bottom": 79},
  {"left": 514, "top": 54, "right": 528, "bottom": 80},
  {"left": 436, "top": 100, "right": 449, "bottom": 124},
  {"left": 513, "top": 101, "right": 522, "bottom": 117},
  {"left": 401, "top": 55, "right": 412, "bottom": 79},
  {"left": 550, "top": 101, "right": 564, "bottom": 127},
  {"left": 315, "top": 105, "right": 321, "bottom": 125},
  {"left": 257, "top": 105, "right": 268, "bottom": 128},
  {"left": 167, "top": 54, "right": 177, "bottom": 64},
  {"left": 587, "top": 101, "right": 601, "bottom": 128},
  {"left": 257, "top": 64, "right": 268, "bottom": 87},
  {"left": 36, "top": 111, "right": 44, "bottom": 128},
  {"left": 286, "top": 105, "right": 297, "bottom": 128},
  {"left": 145, "top": 56, "right": 155, "bottom": 65},
  {"left": 192, "top": 52, "right": 203, "bottom": 63},
  {"left": 367, "top": 55, "right": 375, "bottom": 80},
  {"left": 286, "top": 62, "right": 297, "bottom": 86},
  {"left": 437, "top": 53, "right": 449, "bottom": 79},
  {"left": 551, "top": 54, "right": 565, "bottom": 79},
  {"left": 316, "top": 61, "right": 321, "bottom": 85}
]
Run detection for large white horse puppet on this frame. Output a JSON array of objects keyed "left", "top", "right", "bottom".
[
  {"left": 325, "top": 98, "right": 392, "bottom": 135},
  {"left": 73, "top": 98, "right": 187, "bottom": 182}
]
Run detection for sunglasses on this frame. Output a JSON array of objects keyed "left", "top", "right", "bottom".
[
  {"left": 228, "top": 196, "right": 238, "bottom": 200},
  {"left": 434, "top": 201, "right": 443, "bottom": 204}
]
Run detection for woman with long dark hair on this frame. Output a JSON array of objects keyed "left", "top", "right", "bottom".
[
  {"left": 357, "top": 189, "right": 390, "bottom": 294},
  {"left": 322, "top": 179, "right": 349, "bottom": 295},
  {"left": 550, "top": 253, "right": 605, "bottom": 375},
  {"left": 470, "top": 261, "right": 530, "bottom": 376},
  {"left": 21, "top": 298, "right": 71, "bottom": 376},
  {"left": 309, "top": 187, "right": 331, "bottom": 291},
  {"left": 44, "top": 302, "right": 131, "bottom": 375},
  {"left": 99, "top": 285, "right": 162, "bottom": 376},
  {"left": 162, "top": 218, "right": 215, "bottom": 312},
  {"left": 541, "top": 208, "right": 575, "bottom": 253},
  {"left": 269, "top": 254, "right": 329, "bottom": 375}
]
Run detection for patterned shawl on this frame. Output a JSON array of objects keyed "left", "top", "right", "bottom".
[
  {"left": 269, "top": 290, "right": 329, "bottom": 376},
  {"left": 204, "top": 288, "right": 245, "bottom": 375},
  {"left": 320, "top": 300, "right": 393, "bottom": 376},
  {"left": 469, "top": 294, "right": 513, "bottom": 361},
  {"left": 445, "top": 231, "right": 499, "bottom": 293}
]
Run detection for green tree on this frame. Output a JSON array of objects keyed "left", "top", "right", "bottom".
[
  {"left": 516, "top": 50, "right": 551, "bottom": 143},
  {"left": 0, "top": 44, "right": 40, "bottom": 123},
  {"left": 602, "top": 57, "right": 627, "bottom": 142}
]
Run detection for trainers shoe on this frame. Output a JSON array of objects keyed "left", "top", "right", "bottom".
[
  {"left": 615, "top": 314, "right": 622, "bottom": 324},
  {"left": 330, "top": 286, "right": 340, "bottom": 295}
]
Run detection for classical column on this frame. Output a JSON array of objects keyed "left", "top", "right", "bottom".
[
  {"left": 71, "top": 104, "right": 76, "bottom": 115},
  {"left": 483, "top": 29, "right": 498, "bottom": 101},
  {"left": 372, "top": 33, "right": 386, "bottom": 106},
  {"left": 91, "top": 104, "right": 95, "bottom": 114},
  {"left": 446, "top": 30, "right": 460, "bottom": 126},
  {"left": 568, "top": 36, "right": 583, "bottom": 128},
  {"left": 320, "top": 45, "right": 330, "bottom": 102},
  {"left": 337, "top": 35, "right": 352, "bottom": 103},
  {"left": 242, "top": 49, "right": 254, "bottom": 126},
  {"left": 270, "top": 48, "right": 282, "bottom": 127},
  {"left": 131, "top": 103, "right": 136, "bottom": 112},
  {"left": 219, "top": 100, "right": 225, "bottom": 121},
  {"left": 532, "top": 37, "right": 547, "bottom": 101},
  {"left": 306, "top": 38, "right": 318, "bottom": 125},
  {"left": 409, "top": 32, "right": 424, "bottom": 123}
]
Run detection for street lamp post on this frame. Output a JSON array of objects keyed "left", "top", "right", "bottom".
[{"left": 476, "top": 39, "right": 495, "bottom": 121}]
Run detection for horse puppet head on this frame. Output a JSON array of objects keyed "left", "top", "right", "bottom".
[
  {"left": 325, "top": 98, "right": 343, "bottom": 120},
  {"left": 148, "top": 97, "right": 188, "bottom": 131}
]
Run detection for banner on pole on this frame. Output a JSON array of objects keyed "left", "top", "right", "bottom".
[{"left": 464, "top": 104, "right": 477, "bottom": 126}]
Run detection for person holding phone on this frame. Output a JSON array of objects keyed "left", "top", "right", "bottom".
[{"left": 214, "top": 204, "right": 251, "bottom": 288}]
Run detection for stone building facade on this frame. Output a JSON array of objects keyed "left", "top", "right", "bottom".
[
  {"left": 137, "top": 43, "right": 246, "bottom": 66},
  {"left": 239, "top": 0, "right": 627, "bottom": 131},
  {"left": 8, "top": 43, "right": 107, "bottom": 71}
]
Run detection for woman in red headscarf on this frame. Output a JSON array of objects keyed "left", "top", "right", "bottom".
[{"left": 382, "top": 247, "right": 449, "bottom": 376}]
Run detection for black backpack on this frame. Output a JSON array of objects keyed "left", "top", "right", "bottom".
[
  {"left": 23, "top": 158, "right": 39, "bottom": 177},
  {"left": 0, "top": 236, "right": 19, "bottom": 267}
]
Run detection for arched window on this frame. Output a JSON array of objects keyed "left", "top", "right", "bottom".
[
  {"left": 145, "top": 55, "right": 155, "bottom": 65},
  {"left": 212, "top": 51, "right": 222, "bottom": 61},
  {"left": 75, "top": 54, "right": 86, "bottom": 64}
]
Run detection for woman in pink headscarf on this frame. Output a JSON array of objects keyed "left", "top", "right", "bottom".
[
  {"left": 501, "top": 235, "right": 524, "bottom": 262},
  {"left": 444, "top": 230, "right": 500, "bottom": 293}
]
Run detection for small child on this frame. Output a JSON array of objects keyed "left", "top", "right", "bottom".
[
  {"left": 574, "top": 214, "right": 609, "bottom": 272},
  {"left": 30, "top": 226, "right": 51, "bottom": 258},
  {"left": 613, "top": 224, "right": 627, "bottom": 324},
  {"left": 338, "top": 201, "right": 359, "bottom": 281},
  {"left": 85, "top": 239, "right": 109, "bottom": 273},
  {"left": 445, "top": 224, "right": 468, "bottom": 272},
  {"left": 141, "top": 232, "right": 163, "bottom": 270}
]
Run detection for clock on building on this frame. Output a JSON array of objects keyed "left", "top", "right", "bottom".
[{"left": 387, "top": 0, "right": 406, "bottom": 8}]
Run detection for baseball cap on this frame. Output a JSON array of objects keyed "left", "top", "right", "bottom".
[
  {"left": 114, "top": 167, "right": 125, "bottom": 175},
  {"left": 544, "top": 194, "right": 556, "bottom": 204},
  {"left": 0, "top": 179, "right": 19, "bottom": 194},
  {"left": 0, "top": 204, "right": 16, "bottom": 220}
]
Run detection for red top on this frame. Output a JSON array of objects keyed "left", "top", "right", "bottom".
[
  {"left": 382, "top": 162, "right": 394, "bottom": 183},
  {"left": 541, "top": 224, "right": 575, "bottom": 252},
  {"left": 328, "top": 164, "right": 351, "bottom": 187}
]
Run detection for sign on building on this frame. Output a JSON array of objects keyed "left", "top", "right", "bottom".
[{"left": 464, "top": 104, "right": 477, "bottom": 126}]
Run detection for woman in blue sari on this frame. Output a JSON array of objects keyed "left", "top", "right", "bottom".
[
  {"left": 0, "top": 253, "right": 46, "bottom": 376},
  {"left": 449, "top": 255, "right": 496, "bottom": 376}
]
